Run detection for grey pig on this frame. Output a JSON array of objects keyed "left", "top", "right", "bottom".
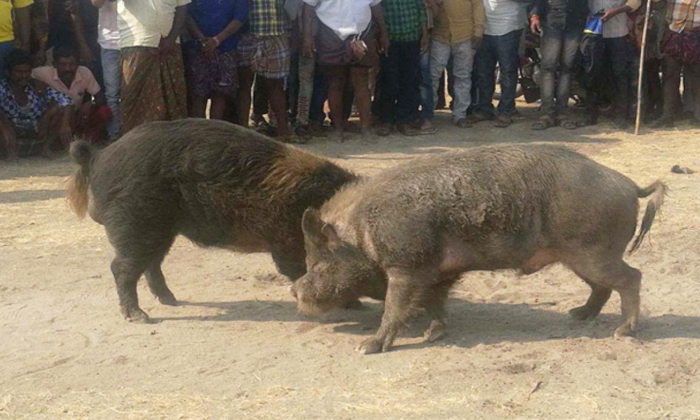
[{"left": 291, "top": 144, "right": 666, "bottom": 354}]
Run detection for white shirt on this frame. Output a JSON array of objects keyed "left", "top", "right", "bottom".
[
  {"left": 117, "top": 0, "right": 191, "bottom": 49},
  {"left": 98, "top": 1, "right": 120, "bottom": 50},
  {"left": 589, "top": 0, "right": 629, "bottom": 38},
  {"left": 303, "top": 0, "right": 382, "bottom": 41},
  {"left": 482, "top": 0, "right": 527, "bottom": 36}
]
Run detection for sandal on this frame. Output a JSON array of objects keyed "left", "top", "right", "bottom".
[
  {"left": 494, "top": 115, "right": 512, "bottom": 128},
  {"left": 532, "top": 116, "right": 555, "bottom": 131},
  {"left": 375, "top": 124, "right": 391, "bottom": 137},
  {"left": 466, "top": 113, "right": 493, "bottom": 124},
  {"left": 453, "top": 118, "right": 471, "bottom": 128},
  {"left": 396, "top": 123, "right": 421, "bottom": 137},
  {"left": 416, "top": 120, "right": 437, "bottom": 135},
  {"left": 293, "top": 125, "right": 313, "bottom": 142},
  {"left": 558, "top": 118, "right": 579, "bottom": 130}
]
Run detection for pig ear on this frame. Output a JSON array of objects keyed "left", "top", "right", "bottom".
[
  {"left": 321, "top": 223, "right": 342, "bottom": 250},
  {"left": 302, "top": 208, "right": 325, "bottom": 245}
]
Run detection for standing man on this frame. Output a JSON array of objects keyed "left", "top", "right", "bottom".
[
  {"left": 530, "top": 0, "right": 590, "bottom": 130},
  {"left": 470, "top": 0, "right": 527, "bottom": 127},
  {"left": 116, "top": 0, "right": 190, "bottom": 134},
  {"left": 651, "top": 0, "right": 700, "bottom": 127},
  {"left": 0, "top": 0, "right": 32, "bottom": 73},
  {"left": 429, "top": 0, "right": 485, "bottom": 128},
  {"left": 185, "top": 0, "right": 248, "bottom": 120},
  {"left": 91, "top": 0, "right": 121, "bottom": 141},
  {"left": 302, "top": 0, "right": 389, "bottom": 142},
  {"left": 583, "top": 0, "right": 641, "bottom": 129},
  {"left": 373, "top": 0, "right": 428, "bottom": 137},
  {"left": 236, "top": 0, "right": 293, "bottom": 141}
]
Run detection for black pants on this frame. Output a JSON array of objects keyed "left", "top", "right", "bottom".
[
  {"left": 374, "top": 40, "right": 421, "bottom": 125},
  {"left": 586, "top": 37, "right": 633, "bottom": 119}
]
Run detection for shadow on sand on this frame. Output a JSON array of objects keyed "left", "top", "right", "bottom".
[{"left": 154, "top": 297, "right": 700, "bottom": 351}]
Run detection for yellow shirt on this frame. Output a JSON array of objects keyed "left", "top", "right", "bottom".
[
  {"left": 0, "top": 0, "right": 33, "bottom": 43},
  {"left": 433, "top": 0, "right": 485, "bottom": 45}
]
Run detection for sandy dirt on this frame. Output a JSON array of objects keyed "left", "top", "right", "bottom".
[{"left": 1, "top": 104, "right": 699, "bottom": 420}]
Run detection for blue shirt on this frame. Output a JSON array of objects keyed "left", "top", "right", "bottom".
[{"left": 188, "top": 0, "right": 249, "bottom": 53}]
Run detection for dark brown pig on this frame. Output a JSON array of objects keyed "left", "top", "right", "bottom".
[
  {"left": 66, "top": 119, "right": 357, "bottom": 323},
  {"left": 291, "top": 144, "right": 666, "bottom": 354}
]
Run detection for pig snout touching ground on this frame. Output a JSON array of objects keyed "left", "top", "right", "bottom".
[
  {"left": 292, "top": 144, "right": 666, "bottom": 355},
  {"left": 66, "top": 119, "right": 357, "bottom": 323}
]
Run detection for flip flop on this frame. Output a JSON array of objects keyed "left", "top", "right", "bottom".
[
  {"left": 559, "top": 119, "right": 578, "bottom": 130},
  {"left": 532, "top": 116, "right": 555, "bottom": 131},
  {"left": 494, "top": 116, "right": 512, "bottom": 128},
  {"left": 397, "top": 124, "right": 421, "bottom": 137}
]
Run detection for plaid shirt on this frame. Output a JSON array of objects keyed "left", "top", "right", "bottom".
[
  {"left": 382, "top": 0, "right": 425, "bottom": 41},
  {"left": 667, "top": 0, "right": 700, "bottom": 32},
  {"left": 249, "top": 0, "right": 290, "bottom": 36},
  {"left": 0, "top": 79, "right": 71, "bottom": 131}
]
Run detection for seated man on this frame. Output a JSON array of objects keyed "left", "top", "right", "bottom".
[
  {"left": 31, "top": 47, "right": 110, "bottom": 143},
  {"left": 0, "top": 50, "right": 73, "bottom": 160}
]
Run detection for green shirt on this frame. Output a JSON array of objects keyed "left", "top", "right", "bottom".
[{"left": 381, "top": 0, "right": 425, "bottom": 42}]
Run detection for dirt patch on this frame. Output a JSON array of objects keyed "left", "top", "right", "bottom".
[{"left": 1, "top": 105, "right": 700, "bottom": 419}]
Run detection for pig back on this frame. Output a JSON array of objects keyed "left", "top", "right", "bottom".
[
  {"left": 326, "top": 145, "right": 640, "bottom": 267},
  {"left": 89, "top": 119, "right": 356, "bottom": 250}
]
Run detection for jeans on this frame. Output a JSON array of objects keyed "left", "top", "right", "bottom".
[
  {"left": 375, "top": 40, "right": 421, "bottom": 125},
  {"left": 540, "top": 23, "right": 582, "bottom": 116},
  {"left": 586, "top": 37, "right": 633, "bottom": 120},
  {"left": 419, "top": 49, "right": 434, "bottom": 120},
  {"left": 474, "top": 29, "right": 522, "bottom": 117},
  {"left": 431, "top": 39, "right": 476, "bottom": 122},
  {"left": 101, "top": 48, "right": 121, "bottom": 140}
]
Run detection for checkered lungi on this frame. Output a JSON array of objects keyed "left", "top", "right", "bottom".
[{"left": 237, "top": 33, "right": 291, "bottom": 79}]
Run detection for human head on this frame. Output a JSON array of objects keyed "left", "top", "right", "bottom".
[
  {"left": 53, "top": 47, "right": 79, "bottom": 83},
  {"left": 6, "top": 50, "right": 33, "bottom": 87}
]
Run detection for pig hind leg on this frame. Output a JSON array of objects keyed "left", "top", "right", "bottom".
[
  {"left": 145, "top": 251, "right": 177, "bottom": 306},
  {"left": 111, "top": 256, "right": 151, "bottom": 323},
  {"left": 568, "top": 257, "right": 641, "bottom": 338},
  {"left": 357, "top": 267, "right": 433, "bottom": 355},
  {"left": 107, "top": 222, "right": 176, "bottom": 322}
]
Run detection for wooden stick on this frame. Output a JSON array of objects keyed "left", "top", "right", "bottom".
[{"left": 635, "top": 0, "right": 654, "bottom": 135}]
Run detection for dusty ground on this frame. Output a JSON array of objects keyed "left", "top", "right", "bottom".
[{"left": 1, "top": 104, "right": 699, "bottom": 420}]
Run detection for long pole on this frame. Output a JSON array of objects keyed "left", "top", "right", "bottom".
[{"left": 635, "top": 0, "right": 654, "bottom": 135}]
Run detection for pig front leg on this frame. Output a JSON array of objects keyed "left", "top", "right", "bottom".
[{"left": 357, "top": 267, "right": 433, "bottom": 355}]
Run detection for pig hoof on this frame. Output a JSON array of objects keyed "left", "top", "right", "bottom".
[
  {"left": 356, "top": 338, "right": 385, "bottom": 355},
  {"left": 613, "top": 325, "right": 636, "bottom": 339},
  {"left": 568, "top": 306, "right": 597, "bottom": 321},
  {"left": 157, "top": 293, "right": 178, "bottom": 306},
  {"left": 343, "top": 299, "right": 364, "bottom": 310},
  {"left": 424, "top": 327, "right": 448, "bottom": 343},
  {"left": 122, "top": 308, "right": 151, "bottom": 324}
]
